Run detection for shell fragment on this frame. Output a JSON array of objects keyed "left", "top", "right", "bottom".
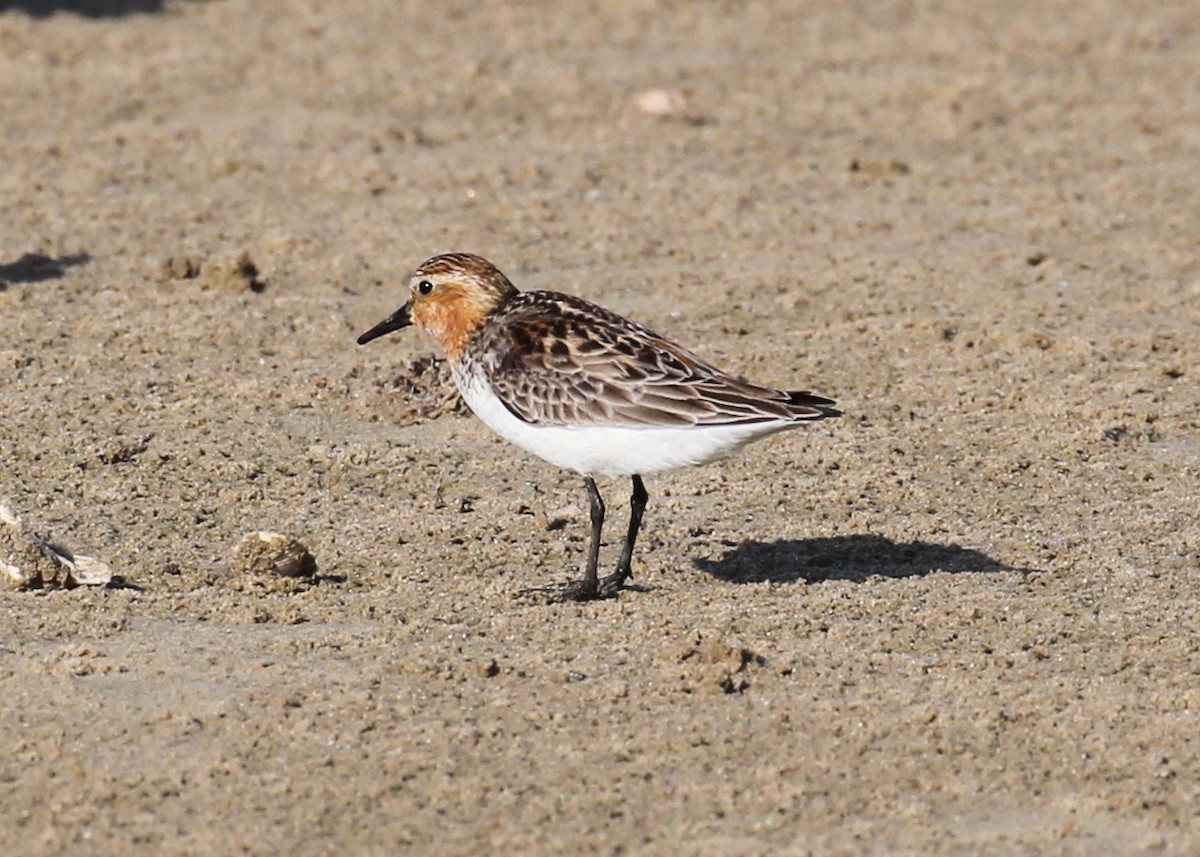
[{"left": 1, "top": 499, "right": 114, "bottom": 590}]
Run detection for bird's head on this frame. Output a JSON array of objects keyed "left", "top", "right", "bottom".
[{"left": 357, "top": 253, "right": 518, "bottom": 359}]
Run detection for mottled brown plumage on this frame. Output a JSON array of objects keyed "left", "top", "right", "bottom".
[
  {"left": 357, "top": 252, "right": 841, "bottom": 602},
  {"left": 472, "top": 290, "right": 840, "bottom": 427}
]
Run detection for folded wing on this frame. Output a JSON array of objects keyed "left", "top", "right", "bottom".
[{"left": 479, "top": 291, "right": 840, "bottom": 428}]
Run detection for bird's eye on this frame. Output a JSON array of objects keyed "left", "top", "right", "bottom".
[{"left": 417, "top": 279, "right": 434, "bottom": 296}]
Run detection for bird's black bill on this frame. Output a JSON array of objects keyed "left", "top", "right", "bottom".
[{"left": 356, "top": 302, "right": 413, "bottom": 345}]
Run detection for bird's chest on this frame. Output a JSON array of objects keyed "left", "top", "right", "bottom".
[{"left": 451, "top": 362, "right": 537, "bottom": 449}]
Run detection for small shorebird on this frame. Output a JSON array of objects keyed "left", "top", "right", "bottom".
[{"left": 357, "top": 253, "right": 840, "bottom": 601}]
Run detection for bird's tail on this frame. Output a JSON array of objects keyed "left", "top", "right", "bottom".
[{"left": 785, "top": 390, "right": 842, "bottom": 419}]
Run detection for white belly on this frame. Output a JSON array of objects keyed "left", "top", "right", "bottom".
[{"left": 454, "top": 369, "right": 795, "bottom": 478}]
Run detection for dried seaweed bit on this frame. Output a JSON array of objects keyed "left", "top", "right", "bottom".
[
  {"left": 0, "top": 499, "right": 113, "bottom": 589},
  {"left": 389, "top": 356, "right": 466, "bottom": 426},
  {"left": 390, "top": 354, "right": 451, "bottom": 390},
  {"left": 201, "top": 250, "right": 266, "bottom": 293}
]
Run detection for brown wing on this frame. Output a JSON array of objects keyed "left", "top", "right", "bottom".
[{"left": 477, "top": 291, "right": 839, "bottom": 428}]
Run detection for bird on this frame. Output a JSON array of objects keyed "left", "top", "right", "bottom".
[{"left": 357, "top": 253, "right": 840, "bottom": 601}]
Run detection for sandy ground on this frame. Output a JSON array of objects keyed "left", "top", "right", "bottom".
[{"left": 2, "top": 0, "right": 1199, "bottom": 853}]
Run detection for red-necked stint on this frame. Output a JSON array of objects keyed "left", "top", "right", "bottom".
[{"left": 358, "top": 253, "right": 840, "bottom": 601}]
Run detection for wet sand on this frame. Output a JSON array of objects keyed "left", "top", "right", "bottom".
[{"left": 2, "top": 1, "right": 1198, "bottom": 853}]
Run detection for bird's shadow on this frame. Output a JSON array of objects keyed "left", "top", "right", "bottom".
[
  {"left": 0, "top": 1, "right": 194, "bottom": 17},
  {"left": 694, "top": 534, "right": 1038, "bottom": 584},
  {"left": 0, "top": 252, "right": 91, "bottom": 289}
]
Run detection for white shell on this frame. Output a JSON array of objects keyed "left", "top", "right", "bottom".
[
  {"left": 634, "top": 88, "right": 692, "bottom": 116},
  {"left": 0, "top": 499, "right": 113, "bottom": 589}
]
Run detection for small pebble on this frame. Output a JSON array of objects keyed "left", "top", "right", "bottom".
[{"left": 231, "top": 531, "right": 317, "bottom": 579}]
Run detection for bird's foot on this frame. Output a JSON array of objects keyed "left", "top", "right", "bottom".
[
  {"left": 596, "top": 567, "right": 632, "bottom": 598},
  {"left": 516, "top": 575, "right": 619, "bottom": 604},
  {"left": 515, "top": 566, "right": 635, "bottom": 604}
]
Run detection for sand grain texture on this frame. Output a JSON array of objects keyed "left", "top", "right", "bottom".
[{"left": 2, "top": 1, "right": 1198, "bottom": 854}]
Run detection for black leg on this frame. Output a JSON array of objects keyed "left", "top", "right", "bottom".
[
  {"left": 523, "top": 476, "right": 605, "bottom": 602},
  {"left": 580, "top": 476, "right": 605, "bottom": 596},
  {"left": 517, "top": 476, "right": 641, "bottom": 604},
  {"left": 599, "top": 475, "right": 647, "bottom": 596}
]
